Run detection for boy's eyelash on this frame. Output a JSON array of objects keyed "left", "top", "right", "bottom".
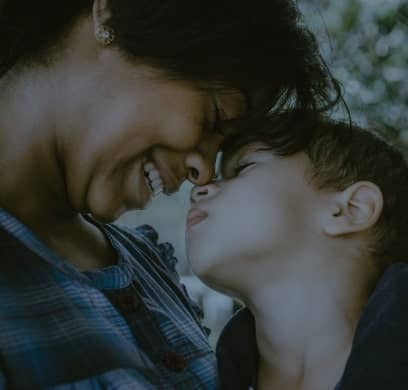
[
  {"left": 234, "top": 162, "right": 255, "bottom": 175},
  {"left": 215, "top": 162, "right": 255, "bottom": 181}
]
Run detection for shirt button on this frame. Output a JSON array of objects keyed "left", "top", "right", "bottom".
[
  {"left": 118, "top": 293, "right": 140, "bottom": 313},
  {"left": 162, "top": 351, "right": 187, "bottom": 372}
]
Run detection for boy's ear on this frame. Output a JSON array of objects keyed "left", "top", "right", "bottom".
[{"left": 323, "top": 181, "right": 383, "bottom": 236}]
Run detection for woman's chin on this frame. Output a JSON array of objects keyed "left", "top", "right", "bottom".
[
  {"left": 89, "top": 212, "right": 116, "bottom": 224},
  {"left": 87, "top": 203, "right": 127, "bottom": 223}
]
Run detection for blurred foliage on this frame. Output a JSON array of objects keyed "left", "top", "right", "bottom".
[{"left": 299, "top": 0, "right": 408, "bottom": 148}]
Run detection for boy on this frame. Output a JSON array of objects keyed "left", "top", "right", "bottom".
[{"left": 186, "top": 112, "right": 408, "bottom": 390}]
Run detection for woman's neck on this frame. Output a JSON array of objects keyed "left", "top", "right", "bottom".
[{"left": 244, "top": 251, "right": 372, "bottom": 390}]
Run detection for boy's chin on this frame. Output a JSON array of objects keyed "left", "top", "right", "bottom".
[
  {"left": 196, "top": 272, "right": 239, "bottom": 299},
  {"left": 189, "top": 261, "right": 215, "bottom": 283},
  {"left": 189, "top": 258, "right": 227, "bottom": 285},
  {"left": 188, "top": 258, "right": 208, "bottom": 279}
]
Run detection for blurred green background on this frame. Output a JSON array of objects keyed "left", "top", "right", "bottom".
[{"left": 300, "top": 0, "right": 407, "bottom": 145}]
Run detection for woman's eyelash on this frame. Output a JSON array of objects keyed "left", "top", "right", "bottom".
[
  {"left": 203, "top": 104, "right": 222, "bottom": 134},
  {"left": 212, "top": 172, "right": 221, "bottom": 181},
  {"left": 212, "top": 104, "right": 222, "bottom": 134},
  {"left": 234, "top": 162, "right": 255, "bottom": 175}
]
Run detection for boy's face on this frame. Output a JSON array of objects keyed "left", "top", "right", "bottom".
[{"left": 186, "top": 142, "right": 324, "bottom": 289}]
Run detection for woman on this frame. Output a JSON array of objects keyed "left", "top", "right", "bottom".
[
  {"left": 187, "top": 114, "right": 408, "bottom": 389},
  {"left": 0, "top": 0, "right": 339, "bottom": 388}
]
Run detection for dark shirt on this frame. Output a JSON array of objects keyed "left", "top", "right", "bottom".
[{"left": 217, "top": 263, "right": 408, "bottom": 390}]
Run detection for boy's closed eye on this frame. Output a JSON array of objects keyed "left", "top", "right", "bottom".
[
  {"left": 219, "top": 143, "right": 271, "bottom": 180},
  {"left": 216, "top": 158, "right": 257, "bottom": 181},
  {"left": 232, "top": 162, "right": 256, "bottom": 177}
]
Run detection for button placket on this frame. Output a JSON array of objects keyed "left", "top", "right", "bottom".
[
  {"left": 104, "top": 284, "right": 190, "bottom": 377},
  {"left": 117, "top": 293, "right": 140, "bottom": 313},
  {"left": 162, "top": 351, "right": 187, "bottom": 372}
]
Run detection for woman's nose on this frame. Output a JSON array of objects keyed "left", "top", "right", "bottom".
[
  {"left": 185, "top": 153, "right": 214, "bottom": 185},
  {"left": 190, "top": 184, "right": 218, "bottom": 204},
  {"left": 185, "top": 134, "right": 222, "bottom": 185}
]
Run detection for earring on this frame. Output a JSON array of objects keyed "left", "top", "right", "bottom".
[{"left": 95, "top": 25, "right": 115, "bottom": 46}]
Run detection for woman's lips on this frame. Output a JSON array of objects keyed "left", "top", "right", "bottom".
[
  {"left": 186, "top": 208, "right": 208, "bottom": 229},
  {"left": 151, "top": 158, "right": 181, "bottom": 195}
]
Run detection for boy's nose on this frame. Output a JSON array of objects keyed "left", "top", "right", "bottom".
[{"left": 190, "top": 184, "right": 218, "bottom": 203}]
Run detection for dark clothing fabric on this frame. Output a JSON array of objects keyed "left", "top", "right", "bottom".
[
  {"left": 216, "top": 308, "right": 257, "bottom": 390},
  {"left": 0, "top": 208, "right": 218, "bottom": 389},
  {"left": 217, "top": 263, "right": 408, "bottom": 390},
  {"left": 335, "top": 263, "right": 408, "bottom": 390}
]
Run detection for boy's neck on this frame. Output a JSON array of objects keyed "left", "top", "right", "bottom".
[{"left": 244, "top": 247, "right": 375, "bottom": 390}]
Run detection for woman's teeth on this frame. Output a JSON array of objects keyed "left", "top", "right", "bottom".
[{"left": 143, "top": 161, "right": 164, "bottom": 196}]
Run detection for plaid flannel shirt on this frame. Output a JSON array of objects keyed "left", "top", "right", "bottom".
[{"left": 0, "top": 208, "right": 218, "bottom": 389}]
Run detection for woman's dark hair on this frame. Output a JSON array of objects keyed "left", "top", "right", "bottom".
[{"left": 0, "top": 0, "right": 342, "bottom": 116}]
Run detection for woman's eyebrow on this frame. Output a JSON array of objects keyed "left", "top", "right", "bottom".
[
  {"left": 219, "top": 155, "right": 233, "bottom": 177},
  {"left": 242, "top": 90, "right": 251, "bottom": 114},
  {"left": 219, "top": 148, "right": 245, "bottom": 175},
  {"left": 214, "top": 92, "right": 250, "bottom": 136}
]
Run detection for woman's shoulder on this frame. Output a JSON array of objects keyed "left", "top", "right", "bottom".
[{"left": 104, "top": 222, "right": 179, "bottom": 276}]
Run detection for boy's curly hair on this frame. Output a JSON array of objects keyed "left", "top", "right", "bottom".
[{"left": 222, "top": 111, "right": 408, "bottom": 272}]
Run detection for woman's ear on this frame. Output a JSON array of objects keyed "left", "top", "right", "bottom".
[
  {"left": 323, "top": 181, "right": 383, "bottom": 236},
  {"left": 93, "top": 0, "right": 112, "bottom": 31},
  {"left": 93, "top": 0, "right": 115, "bottom": 46}
]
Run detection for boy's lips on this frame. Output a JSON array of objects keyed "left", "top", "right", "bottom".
[{"left": 186, "top": 207, "right": 208, "bottom": 229}]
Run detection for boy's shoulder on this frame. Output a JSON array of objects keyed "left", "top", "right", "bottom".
[
  {"left": 216, "top": 307, "right": 258, "bottom": 390},
  {"left": 337, "top": 262, "right": 408, "bottom": 389},
  {"left": 217, "top": 264, "right": 408, "bottom": 390}
]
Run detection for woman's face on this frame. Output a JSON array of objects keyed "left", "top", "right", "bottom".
[
  {"left": 186, "top": 143, "right": 321, "bottom": 290},
  {"left": 57, "top": 50, "right": 245, "bottom": 222}
]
